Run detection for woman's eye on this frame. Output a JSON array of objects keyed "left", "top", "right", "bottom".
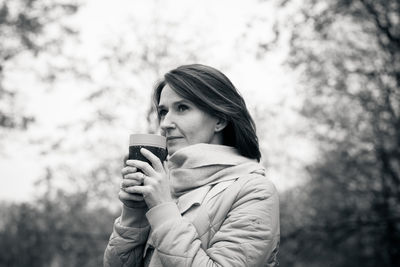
[
  {"left": 177, "top": 104, "right": 188, "bottom": 112},
  {"left": 158, "top": 109, "right": 167, "bottom": 117}
]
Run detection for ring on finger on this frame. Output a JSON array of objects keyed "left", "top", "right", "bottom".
[{"left": 141, "top": 173, "right": 146, "bottom": 185}]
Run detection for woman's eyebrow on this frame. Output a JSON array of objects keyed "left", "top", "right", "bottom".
[
  {"left": 157, "top": 104, "right": 166, "bottom": 110},
  {"left": 158, "top": 100, "right": 190, "bottom": 109},
  {"left": 173, "top": 100, "right": 191, "bottom": 105}
]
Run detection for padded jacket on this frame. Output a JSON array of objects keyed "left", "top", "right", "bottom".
[{"left": 104, "top": 144, "right": 280, "bottom": 267}]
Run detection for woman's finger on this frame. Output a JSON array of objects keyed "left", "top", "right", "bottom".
[
  {"left": 118, "top": 190, "right": 144, "bottom": 201},
  {"left": 123, "top": 155, "right": 129, "bottom": 166},
  {"left": 140, "top": 148, "right": 164, "bottom": 172},
  {"left": 123, "top": 172, "right": 144, "bottom": 181},
  {"left": 122, "top": 176, "right": 144, "bottom": 187},
  {"left": 121, "top": 166, "right": 137, "bottom": 176},
  {"left": 163, "top": 161, "right": 169, "bottom": 176},
  {"left": 124, "top": 185, "right": 151, "bottom": 197},
  {"left": 126, "top": 160, "right": 156, "bottom": 176}
]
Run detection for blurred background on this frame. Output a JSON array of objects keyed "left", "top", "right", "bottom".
[{"left": 0, "top": 0, "right": 399, "bottom": 266}]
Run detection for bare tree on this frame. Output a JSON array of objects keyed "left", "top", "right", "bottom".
[
  {"left": 272, "top": 0, "right": 400, "bottom": 266},
  {"left": 0, "top": 0, "right": 79, "bottom": 130}
]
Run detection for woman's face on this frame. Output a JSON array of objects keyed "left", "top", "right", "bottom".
[{"left": 158, "top": 85, "right": 224, "bottom": 156}]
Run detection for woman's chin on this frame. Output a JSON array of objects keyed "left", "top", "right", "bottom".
[
  {"left": 167, "top": 145, "right": 178, "bottom": 156},
  {"left": 167, "top": 143, "right": 186, "bottom": 157},
  {"left": 167, "top": 149, "right": 175, "bottom": 156}
]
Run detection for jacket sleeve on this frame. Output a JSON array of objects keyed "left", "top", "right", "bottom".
[
  {"left": 103, "top": 205, "right": 150, "bottom": 267},
  {"left": 145, "top": 177, "right": 280, "bottom": 267}
]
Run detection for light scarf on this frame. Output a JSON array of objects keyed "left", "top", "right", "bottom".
[
  {"left": 143, "top": 143, "right": 267, "bottom": 259},
  {"left": 167, "top": 143, "right": 266, "bottom": 198}
]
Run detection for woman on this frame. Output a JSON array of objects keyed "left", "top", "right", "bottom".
[{"left": 104, "top": 64, "right": 280, "bottom": 267}]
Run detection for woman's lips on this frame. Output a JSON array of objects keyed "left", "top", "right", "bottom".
[{"left": 166, "top": 136, "right": 182, "bottom": 142}]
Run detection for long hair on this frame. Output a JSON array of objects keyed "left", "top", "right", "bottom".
[{"left": 153, "top": 64, "right": 261, "bottom": 162}]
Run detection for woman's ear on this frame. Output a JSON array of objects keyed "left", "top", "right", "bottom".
[{"left": 215, "top": 118, "right": 228, "bottom": 132}]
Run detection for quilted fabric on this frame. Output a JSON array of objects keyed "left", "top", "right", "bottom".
[{"left": 104, "top": 144, "right": 279, "bottom": 267}]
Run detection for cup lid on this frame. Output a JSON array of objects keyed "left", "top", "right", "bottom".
[{"left": 129, "top": 134, "right": 166, "bottom": 148}]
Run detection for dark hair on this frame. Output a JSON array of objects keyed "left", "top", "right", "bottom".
[{"left": 153, "top": 64, "right": 261, "bottom": 162}]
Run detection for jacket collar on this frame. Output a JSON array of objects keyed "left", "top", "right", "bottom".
[
  {"left": 176, "top": 185, "right": 211, "bottom": 214},
  {"left": 167, "top": 143, "right": 265, "bottom": 212}
]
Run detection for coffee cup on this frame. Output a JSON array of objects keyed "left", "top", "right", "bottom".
[{"left": 128, "top": 134, "right": 167, "bottom": 168}]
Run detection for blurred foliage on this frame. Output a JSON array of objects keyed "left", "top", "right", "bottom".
[
  {"left": 3, "top": 0, "right": 400, "bottom": 266},
  {"left": 276, "top": 0, "right": 400, "bottom": 266},
  {"left": 0, "top": 187, "right": 117, "bottom": 267},
  {"left": 0, "top": 0, "right": 79, "bottom": 130},
  {"left": 0, "top": 2, "right": 204, "bottom": 265}
]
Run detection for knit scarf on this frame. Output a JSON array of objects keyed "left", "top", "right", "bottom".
[
  {"left": 167, "top": 143, "right": 266, "bottom": 198},
  {"left": 143, "top": 143, "right": 267, "bottom": 257}
]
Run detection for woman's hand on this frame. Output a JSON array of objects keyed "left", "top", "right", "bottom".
[
  {"left": 124, "top": 148, "right": 173, "bottom": 209},
  {"left": 119, "top": 162, "right": 147, "bottom": 209}
]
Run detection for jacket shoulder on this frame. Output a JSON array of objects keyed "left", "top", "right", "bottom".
[{"left": 236, "top": 172, "right": 278, "bottom": 200}]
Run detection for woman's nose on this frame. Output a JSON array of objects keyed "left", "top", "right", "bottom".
[{"left": 160, "top": 113, "right": 176, "bottom": 131}]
